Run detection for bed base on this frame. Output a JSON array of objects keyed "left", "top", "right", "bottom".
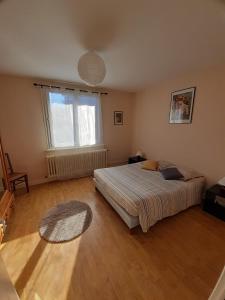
[{"left": 95, "top": 182, "right": 139, "bottom": 230}]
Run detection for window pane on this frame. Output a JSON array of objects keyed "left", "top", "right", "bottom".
[
  {"left": 78, "top": 105, "right": 96, "bottom": 146},
  {"left": 49, "top": 92, "right": 74, "bottom": 147}
]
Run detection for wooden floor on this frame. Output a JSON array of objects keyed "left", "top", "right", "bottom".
[{"left": 0, "top": 177, "right": 225, "bottom": 300}]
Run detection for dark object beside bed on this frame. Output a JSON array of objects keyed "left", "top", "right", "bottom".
[
  {"left": 203, "top": 184, "right": 225, "bottom": 221},
  {"left": 128, "top": 155, "right": 146, "bottom": 164}
]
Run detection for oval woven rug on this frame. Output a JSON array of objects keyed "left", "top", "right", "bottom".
[{"left": 39, "top": 200, "right": 92, "bottom": 243}]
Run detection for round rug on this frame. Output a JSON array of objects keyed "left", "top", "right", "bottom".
[{"left": 39, "top": 200, "right": 92, "bottom": 243}]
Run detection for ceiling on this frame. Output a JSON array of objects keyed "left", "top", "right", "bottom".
[{"left": 0, "top": 0, "right": 225, "bottom": 91}]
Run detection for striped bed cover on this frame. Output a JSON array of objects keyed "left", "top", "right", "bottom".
[{"left": 94, "top": 162, "right": 205, "bottom": 232}]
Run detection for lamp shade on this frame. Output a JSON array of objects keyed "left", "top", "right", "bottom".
[
  {"left": 78, "top": 51, "right": 106, "bottom": 86},
  {"left": 136, "top": 150, "right": 144, "bottom": 157}
]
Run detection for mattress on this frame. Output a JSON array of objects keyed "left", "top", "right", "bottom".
[{"left": 94, "top": 162, "right": 205, "bottom": 232}]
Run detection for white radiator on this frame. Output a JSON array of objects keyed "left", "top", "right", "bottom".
[{"left": 46, "top": 149, "right": 107, "bottom": 179}]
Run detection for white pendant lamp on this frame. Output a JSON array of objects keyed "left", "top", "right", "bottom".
[{"left": 78, "top": 51, "right": 106, "bottom": 86}]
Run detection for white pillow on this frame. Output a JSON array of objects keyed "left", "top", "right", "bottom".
[
  {"left": 176, "top": 165, "right": 203, "bottom": 181},
  {"left": 158, "top": 161, "right": 203, "bottom": 181},
  {"left": 158, "top": 160, "right": 175, "bottom": 170}
]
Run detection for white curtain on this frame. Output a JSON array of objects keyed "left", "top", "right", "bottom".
[{"left": 41, "top": 88, "right": 103, "bottom": 149}]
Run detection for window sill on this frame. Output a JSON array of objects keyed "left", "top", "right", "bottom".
[{"left": 45, "top": 144, "right": 106, "bottom": 156}]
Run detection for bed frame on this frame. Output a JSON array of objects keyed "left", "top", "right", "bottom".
[{"left": 95, "top": 181, "right": 139, "bottom": 230}]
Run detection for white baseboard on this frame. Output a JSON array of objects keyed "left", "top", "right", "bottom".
[
  {"left": 5, "top": 177, "right": 54, "bottom": 191},
  {"left": 21, "top": 161, "right": 128, "bottom": 187},
  {"left": 29, "top": 177, "right": 55, "bottom": 186}
]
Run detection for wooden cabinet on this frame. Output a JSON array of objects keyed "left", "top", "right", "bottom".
[
  {"left": 0, "top": 225, "right": 4, "bottom": 244},
  {"left": 0, "top": 137, "right": 18, "bottom": 299},
  {"left": 0, "top": 136, "right": 14, "bottom": 243}
]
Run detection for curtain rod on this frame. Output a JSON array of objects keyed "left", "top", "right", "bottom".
[{"left": 33, "top": 83, "right": 108, "bottom": 95}]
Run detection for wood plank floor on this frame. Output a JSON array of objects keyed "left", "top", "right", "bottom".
[{"left": 0, "top": 177, "right": 225, "bottom": 300}]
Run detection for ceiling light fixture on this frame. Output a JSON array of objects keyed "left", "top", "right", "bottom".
[{"left": 78, "top": 51, "right": 106, "bottom": 87}]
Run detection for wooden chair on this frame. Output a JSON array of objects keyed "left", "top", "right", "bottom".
[{"left": 2, "top": 153, "right": 29, "bottom": 193}]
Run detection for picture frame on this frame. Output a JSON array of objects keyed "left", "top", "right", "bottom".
[
  {"left": 114, "top": 111, "right": 123, "bottom": 125},
  {"left": 169, "top": 87, "right": 196, "bottom": 124}
]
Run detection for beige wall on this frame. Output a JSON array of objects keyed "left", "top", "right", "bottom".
[
  {"left": 0, "top": 75, "right": 134, "bottom": 185},
  {"left": 1, "top": 65, "right": 224, "bottom": 186},
  {"left": 132, "top": 66, "right": 225, "bottom": 184},
  {"left": 101, "top": 91, "right": 133, "bottom": 165}
]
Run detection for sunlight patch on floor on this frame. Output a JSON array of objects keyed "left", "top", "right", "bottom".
[
  {"left": 23, "top": 236, "right": 82, "bottom": 300},
  {"left": 0, "top": 233, "right": 83, "bottom": 299},
  {"left": 1, "top": 232, "right": 42, "bottom": 283},
  {"left": 34, "top": 292, "right": 42, "bottom": 300}
]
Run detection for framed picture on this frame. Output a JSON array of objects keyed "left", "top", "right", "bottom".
[
  {"left": 114, "top": 111, "right": 123, "bottom": 125},
  {"left": 169, "top": 87, "right": 196, "bottom": 124}
]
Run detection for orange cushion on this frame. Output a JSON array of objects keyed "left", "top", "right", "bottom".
[{"left": 142, "top": 160, "right": 159, "bottom": 171}]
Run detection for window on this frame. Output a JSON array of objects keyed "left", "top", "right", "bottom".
[{"left": 43, "top": 89, "right": 103, "bottom": 149}]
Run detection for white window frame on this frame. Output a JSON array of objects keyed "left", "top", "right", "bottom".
[{"left": 41, "top": 88, "right": 103, "bottom": 150}]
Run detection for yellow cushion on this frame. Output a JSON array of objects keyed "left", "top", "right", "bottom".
[{"left": 142, "top": 160, "right": 159, "bottom": 171}]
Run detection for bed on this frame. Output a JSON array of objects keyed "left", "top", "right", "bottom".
[{"left": 94, "top": 162, "right": 205, "bottom": 232}]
